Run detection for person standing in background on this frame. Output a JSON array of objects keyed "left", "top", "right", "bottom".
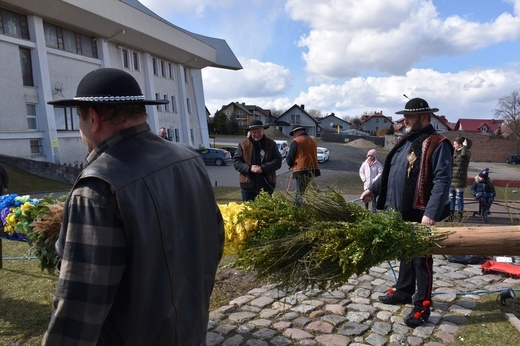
[
  {"left": 449, "top": 136, "right": 471, "bottom": 221},
  {"left": 158, "top": 127, "right": 171, "bottom": 141},
  {"left": 233, "top": 120, "right": 282, "bottom": 201},
  {"left": 0, "top": 164, "right": 8, "bottom": 195},
  {"left": 359, "top": 149, "right": 383, "bottom": 213},
  {"left": 286, "top": 126, "right": 321, "bottom": 205}
]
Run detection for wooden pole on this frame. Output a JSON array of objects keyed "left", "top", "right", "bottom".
[{"left": 431, "top": 225, "right": 520, "bottom": 255}]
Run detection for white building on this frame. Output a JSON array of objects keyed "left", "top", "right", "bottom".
[{"left": 0, "top": 0, "right": 241, "bottom": 165}]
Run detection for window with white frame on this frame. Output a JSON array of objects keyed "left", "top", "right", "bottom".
[
  {"left": 26, "top": 104, "right": 37, "bottom": 130},
  {"left": 43, "top": 22, "right": 97, "bottom": 58},
  {"left": 53, "top": 106, "right": 79, "bottom": 130}
]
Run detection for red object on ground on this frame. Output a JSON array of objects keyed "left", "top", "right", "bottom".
[{"left": 481, "top": 260, "right": 520, "bottom": 278}]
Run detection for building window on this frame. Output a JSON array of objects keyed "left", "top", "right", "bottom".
[
  {"left": 163, "top": 95, "right": 170, "bottom": 112},
  {"left": 26, "top": 104, "right": 37, "bottom": 130},
  {"left": 0, "top": 8, "right": 29, "bottom": 39},
  {"left": 291, "top": 114, "right": 300, "bottom": 124},
  {"left": 161, "top": 60, "right": 166, "bottom": 77},
  {"left": 171, "top": 95, "right": 177, "bottom": 113},
  {"left": 190, "top": 129, "right": 194, "bottom": 144},
  {"left": 43, "top": 22, "right": 97, "bottom": 58},
  {"left": 186, "top": 98, "right": 192, "bottom": 114},
  {"left": 169, "top": 63, "right": 174, "bottom": 80},
  {"left": 19, "top": 47, "right": 33, "bottom": 86},
  {"left": 224, "top": 110, "right": 230, "bottom": 116},
  {"left": 152, "top": 58, "right": 158, "bottom": 75},
  {"left": 122, "top": 49, "right": 129, "bottom": 68},
  {"left": 155, "top": 93, "right": 161, "bottom": 111},
  {"left": 184, "top": 67, "right": 188, "bottom": 83},
  {"left": 133, "top": 52, "right": 139, "bottom": 70},
  {"left": 53, "top": 106, "right": 79, "bottom": 130},
  {"left": 174, "top": 128, "right": 180, "bottom": 142},
  {"left": 30, "top": 139, "right": 44, "bottom": 156}
]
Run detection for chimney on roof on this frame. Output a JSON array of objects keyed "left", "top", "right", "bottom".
[{"left": 301, "top": 104, "right": 305, "bottom": 110}]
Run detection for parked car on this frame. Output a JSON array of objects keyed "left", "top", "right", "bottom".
[
  {"left": 507, "top": 155, "right": 520, "bottom": 165},
  {"left": 275, "top": 140, "right": 289, "bottom": 158},
  {"left": 220, "top": 146, "right": 237, "bottom": 157},
  {"left": 196, "top": 148, "right": 232, "bottom": 166},
  {"left": 317, "top": 147, "right": 330, "bottom": 163}
]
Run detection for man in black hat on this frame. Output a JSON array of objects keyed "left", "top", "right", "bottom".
[
  {"left": 43, "top": 68, "right": 224, "bottom": 345},
  {"left": 233, "top": 120, "right": 282, "bottom": 201},
  {"left": 361, "top": 97, "right": 453, "bottom": 327},
  {"left": 286, "top": 126, "right": 321, "bottom": 204}
]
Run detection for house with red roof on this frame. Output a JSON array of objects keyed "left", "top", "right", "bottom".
[
  {"left": 454, "top": 119, "right": 503, "bottom": 136},
  {"left": 361, "top": 112, "right": 393, "bottom": 135}
]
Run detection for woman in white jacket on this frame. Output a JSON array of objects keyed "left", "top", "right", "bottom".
[{"left": 359, "top": 149, "right": 383, "bottom": 213}]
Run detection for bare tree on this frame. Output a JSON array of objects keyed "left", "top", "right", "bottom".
[
  {"left": 306, "top": 109, "right": 323, "bottom": 119},
  {"left": 495, "top": 89, "right": 520, "bottom": 138}
]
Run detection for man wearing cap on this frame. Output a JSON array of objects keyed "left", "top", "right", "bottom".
[
  {"left": 286, "top": 126, "right": 321, "bottom": 204},
  {"left": 43, "top": 68, "right": 224, "bottom": 345},
  {"left": 233, "top": 120, "right": 282, "bottom": 201},
  {"left": 361, "top": 97, "right": 453, "bottom": 327}
]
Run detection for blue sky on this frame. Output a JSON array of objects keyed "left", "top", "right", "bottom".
[{"left": 139, "top": 0, "right": 520, "bottom": 123}]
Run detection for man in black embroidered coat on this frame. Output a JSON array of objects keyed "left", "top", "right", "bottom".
[{"left": 361, "top": 98, "right": 453, "bottom": 327}]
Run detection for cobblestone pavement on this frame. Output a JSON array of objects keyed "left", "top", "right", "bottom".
[{"left": 206, "top": 255, "right": 520, "bottom": 346}]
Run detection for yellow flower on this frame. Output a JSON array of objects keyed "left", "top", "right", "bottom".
[
  {"left": 218, "top": 202, "right": 259, "bottom": 256},
  {"left": 21, "top": 201, "right": 34, "bottom": 216}
]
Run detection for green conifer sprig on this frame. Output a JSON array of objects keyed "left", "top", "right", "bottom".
[{"left": 235, "top": 188, "right": 449, "bottom": 289}]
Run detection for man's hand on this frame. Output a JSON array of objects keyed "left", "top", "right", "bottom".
[
  {"left": 361, "top": 189, "right": 374, "bottom": 204},
  {"left": 421, "top": 215, "right": 436, "bottom": 226},
  {"left": 251, "top": 165, "right": 263, "bottom": 174}
]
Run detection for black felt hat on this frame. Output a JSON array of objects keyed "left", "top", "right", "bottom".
[
  {"left": 248, "top": 120, "right": 269, "bottom": 129},
  {"left": 395, "top": 98, "right": 439, "bottom": 115},
  {"left": 289, "top": 126, "right": 306, "bottom": 136},
  {"left": 48, "top": 68, "right": 169, "bottom": 106}
]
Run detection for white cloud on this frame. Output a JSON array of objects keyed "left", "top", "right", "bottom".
[
  {"left": 292, "top": 68, "right": 518, "bottom": 120},
  {"left": 202, "top": 57, "right": 292, "bottom": 113},
  {"left": 286, "top": 0, "right": 520, "bottom": 79}
]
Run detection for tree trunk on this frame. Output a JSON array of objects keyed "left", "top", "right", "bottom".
[{"left": 431, "top": 226, "right": 520, "bottom": 255}]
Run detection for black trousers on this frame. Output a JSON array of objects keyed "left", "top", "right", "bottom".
[{"left": 395, "top": 255, "right": 433, "bottom": 313}]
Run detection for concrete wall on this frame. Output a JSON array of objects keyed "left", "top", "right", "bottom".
[{"left": 0, "top": 154, "right": 80, "bottom": 184}]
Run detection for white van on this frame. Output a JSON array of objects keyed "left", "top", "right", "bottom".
[{"left": 274, "top": 140, "right": 289, "bottom": 158}]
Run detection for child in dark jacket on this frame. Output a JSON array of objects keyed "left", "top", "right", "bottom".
[{"left": 470, "top": 168, "right": 496, "bottom": 223}]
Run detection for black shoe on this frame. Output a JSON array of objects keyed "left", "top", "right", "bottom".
[
  {"left": 405, "top": 311, "right": 429, "bottom": 328},
  {"left": 378, "top": 293, "right": 412, "bottom": 305},
  {"left": 482, "top": 213, "right": 488, "bottom": 223}
]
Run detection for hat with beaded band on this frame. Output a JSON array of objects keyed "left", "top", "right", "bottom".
[
  {"left": 48, "top": 68, "right": 169, "bottom": 106},
  {"left": 395, "top": 98, "right": 439, "bottom": 115}
]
